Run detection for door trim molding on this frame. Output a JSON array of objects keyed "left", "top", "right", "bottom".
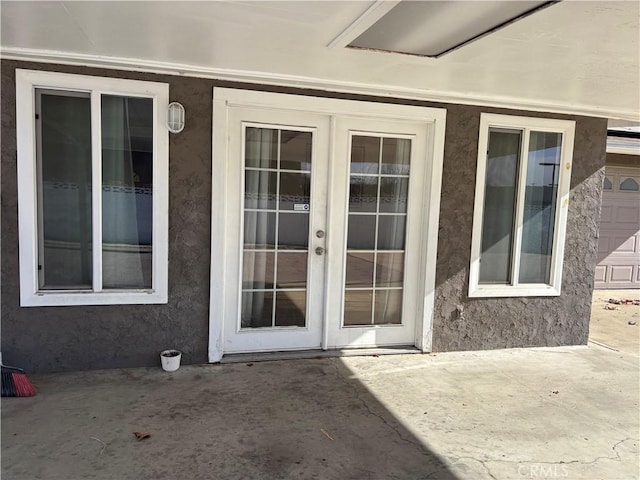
[{"left": 209, "top": 88, "right": 447, "bottom": 362}]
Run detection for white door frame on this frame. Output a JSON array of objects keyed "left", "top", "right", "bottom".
[{"left": 208, "top": 88, "right": 446, "bottom": 362}]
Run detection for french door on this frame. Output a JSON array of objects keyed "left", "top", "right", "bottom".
[{"left": 210, "top": 89, "right": 445, "bottom": 359}]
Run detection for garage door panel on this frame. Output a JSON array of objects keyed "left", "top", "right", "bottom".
[
  {"left": 595, "top": 165, "right": 640, "bottom": 290},
  {"left": 610, "top": 265, "right": 634, "bottom": 283}
]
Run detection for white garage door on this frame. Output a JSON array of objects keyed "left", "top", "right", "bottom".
[{"left": 595, "top": 166, "right": 640, "bottom": 289}]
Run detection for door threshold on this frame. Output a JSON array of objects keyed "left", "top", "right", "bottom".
[{"left": 220, "top": 346, "right": 422, "bottom": 364}]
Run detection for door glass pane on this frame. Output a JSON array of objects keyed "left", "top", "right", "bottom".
[
  {"left": 374, "top": 290, "right": 403, "bottom": 325},
  {"left": 344, "top": 291, "right": 373, "bottom": 325},
  {"left": 37, "top": 91, "right": 92, "bottom": 290},
  {"left": 275, "top": 291, "right": 306, "bottom": 327},
  {"left": 479, "top": 128, "right": 521, "bottom": 284},
  {"left": 345, "top": 253, "right": 374, "bottom": 288},
  {"left": 241, "top": 127, "right": 311, "bottom": 328},
  {"left": 101, "top": 95, "right": 154, "bottom": 289},
  {"left": 241, "top": 291, "right": 274, "bottom": 328},
  {"left": 519, "top": 131, "right": 562, "bottom": 284},
  {"left": 344, "top": 136, "right": 410, "bottom": 326},
  {"left": 280, "top": 131, "right": 312, "bottom": 171}
]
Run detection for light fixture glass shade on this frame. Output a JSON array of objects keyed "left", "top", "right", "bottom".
[{"left": 167, "top": 102, "right": 185, "bottom": 133}]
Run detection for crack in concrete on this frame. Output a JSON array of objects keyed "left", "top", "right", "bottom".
[
  {"left": 450, "top": 456, "right": 499, "bottom": 480},
  {"left": 328, "top": 359, "right": 431, "bottom": 457}
]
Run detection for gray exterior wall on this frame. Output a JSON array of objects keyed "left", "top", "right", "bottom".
[
  {"left": 606, "top": 152, "right": 639, "bottom": 168},
  {"left": 1, "top": 60, "right": 607, "bottom": 372}
]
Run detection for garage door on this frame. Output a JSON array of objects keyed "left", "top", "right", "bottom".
[{"left": 595, "top": 166, "right": 640, "bottom": 289}]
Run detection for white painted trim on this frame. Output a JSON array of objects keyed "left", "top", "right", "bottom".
[
  {"left": 468, "top": 113, "right": 575, "bottom": 298},
  {"left": 327, "top": 1, "right": 402, "bottom": 49},
  {"left": 208, "top": 88, "right": 446, "bottom": 360},
  {"left": 3, "top": 47, "right": 638, "bottom": 121},
  {"left": 16, "top": 69, "right": 169, "bottom": 307}
]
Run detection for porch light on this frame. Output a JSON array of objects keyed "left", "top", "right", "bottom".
[{"left": 167, "top": 102, "right": 185, "bottom": 133}]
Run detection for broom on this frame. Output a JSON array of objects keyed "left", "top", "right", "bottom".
[{"left": 1, "top": 363, "right": 36, "bottom": 397}]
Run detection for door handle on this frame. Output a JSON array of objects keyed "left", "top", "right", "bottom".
[{"left": 315, "top": 246, "right": 325, "bottom": 256}]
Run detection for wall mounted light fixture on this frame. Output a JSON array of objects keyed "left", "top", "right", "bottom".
[{"left": 167, "top": 102, "right": 185, "bottom": 133}]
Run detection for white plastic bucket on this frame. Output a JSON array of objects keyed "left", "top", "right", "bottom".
[{"left": 160, "top": 349, "right": 182, "bottom": 372}]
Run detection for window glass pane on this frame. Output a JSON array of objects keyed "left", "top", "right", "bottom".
[
  {"left": 244, "top": 212, "right": 276, "bottom": 249},
  {"left": 241, "top": 291, "right": 273, "bottom": 328},
  {"left": 603, "top": 177, "right": 613, "bottom": 190},
  {"left": 38, "top": 91, "right": 92, "bottom": 290},
  {"left": 375, "top": 253, "right": 404, "bottom": 287},
  {"left": 374, "top": 290, "right": 403, "bottom": 324},
  {"left": 519, "top": 131, "right": 562, "bottom": 284},
  {"left": 280, "top": 131, "right": 312, "bottom": 171},
  {"left": 101, "top": 95, "right": 153, "bottom": 289},
  {"left": 350, "top": 136, "right": 380, "bottom": 174},
  {"left": 381, "top": 138, "right": 411, "bottom": 175},
  {"left": 479, "top": 129, "right": 521, "bottom": 284},
  {"left": 620, "top": 178, "right": 639, "bottom": 191},
  {"left": 245, "top": 127, "right": 277, "bottom": 169},
  {"left": 274, "top": 291, "right": 306, "bottom": 327}
]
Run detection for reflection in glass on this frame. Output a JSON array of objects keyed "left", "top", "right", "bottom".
[
  {"left": 379, "top": 177, "right": 409, "bottom": 213},
  {"left": 479, "top": 128, "right": 521, "bottom": 284},
  {"left": 241, "top": 291, "right": 273, "bottom": 328},
  {"left": 38, "top": 91, "right": 93, "bottom": 290},
  {"left": 374, "top": 290, "right": 403, "bottom": 324},
  {"left": 101, "top": 95, "right": 153, "bottom": 289},
  {"left": 344, "top": 291, "right": 373, "bottom": 325},
  {"left": 347, "top": 215, "right": 376, "bottom": 249},
  {"left": 377, "top": 216, "right": 406, "bottom": 250},
  {"left": 244, "top": 212, "right": 276, "bottom": 248},
  {"left": 279, "top": 172, "right": 310, "bottom": 211},
  {"left": 349, "top": 176, "right": 378, "bottom": 212},
  {"left": 350, "top": 136, "right": 380, "bottom": 174},
  {"left": 376, "top": 253, "right": 404, "bottom": 287},
  {"left": 275, "top": 291, "right": 306, "bottom": 326},
  {"left": 242, "top": 252, "right": 274, "bottom": 289},
  {"left": 245, "top": 170, "right": 277, "bottom": 209},
  {"left": 276, "top": 253, "right": 308, "bottom": 288},
  {"left": 245, "top": 128, "right": 277, "bottom": 169},
  {"left": 346, "top": 253, "right": 374, "bottom": 288},
  {"left": 278, "top": 213, "right": 309, "bottom": 249},
  {"left": 381, "top": 138, "right": 411, "bottom": 175},
  {"left": 519, "top": 131, "right": 562, "bottom": 284},
  {"left": 281, "top": 131, "right": 312, "bottom": 171}
]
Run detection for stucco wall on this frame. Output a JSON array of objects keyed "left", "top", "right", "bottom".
[{"left": 1, "top": 60, "right": 607, "bottom": 372}]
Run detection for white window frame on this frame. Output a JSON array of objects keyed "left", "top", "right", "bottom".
[
  {"left": 16, "top": 69, "right": 169, "bottom": 306},
  {"left": 469, "top": 113, "right": 575, "bottom": 298}
]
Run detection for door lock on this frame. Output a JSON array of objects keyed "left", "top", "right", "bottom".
[
  {"left": 316, "top": 230, "right": 325, "bottom": 239},
  {"left": 315, "top": 246, "right": 325, "bottom": 256}
]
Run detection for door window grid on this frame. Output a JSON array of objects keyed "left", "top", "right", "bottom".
[
  {"left": 344, "top": 135, "right": 410, "bottom": 326},
  {"left": 241, "top": 127, "right": 312, "bottom": 328}
]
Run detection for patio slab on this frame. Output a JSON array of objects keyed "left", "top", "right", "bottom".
[{"left": 2, "top": 345, "right": 638, "bottom": 480}]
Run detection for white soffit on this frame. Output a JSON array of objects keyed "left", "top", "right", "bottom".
[{"left": 1, "top": 1, "right": 639, "bottom": 120}]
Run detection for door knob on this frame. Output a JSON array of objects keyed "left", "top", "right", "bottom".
[{"left": 315, "top": 246, "right": 325, "bottom": 256}]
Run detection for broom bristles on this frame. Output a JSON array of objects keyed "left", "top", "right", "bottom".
[{"left": 1, "top": 365, "right": 36, "bottom": 397}]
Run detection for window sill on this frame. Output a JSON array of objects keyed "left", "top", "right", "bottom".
[
  {"left": 468, "top": 284, "right": 561, "bottom": 298},
  {"left": 20, "top": 290, "right": 168, "bottom": 307}
]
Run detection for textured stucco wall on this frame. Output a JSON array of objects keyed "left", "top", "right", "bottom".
[
  {"left": 432, "top": 105, "right": 607, "bottom": 351},
  {"left": 1, "top": 61, "right": 214, "bottom": 372},
  {"left": 1, "top": 60, "right": 607, "bottom": 372}
]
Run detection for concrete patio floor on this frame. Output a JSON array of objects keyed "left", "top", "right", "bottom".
[{"left": 2, "top": 293, "right": 639, "bottom": 480}]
